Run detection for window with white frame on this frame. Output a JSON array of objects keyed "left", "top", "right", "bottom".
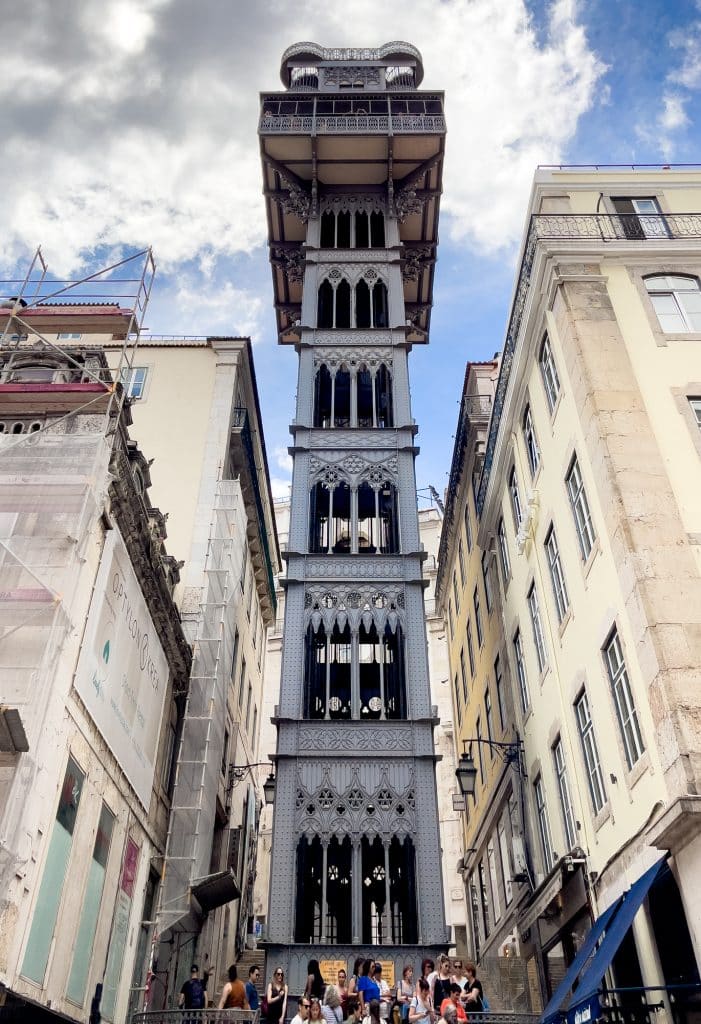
[
  {"left": 508, "top": 465, "right": 523, "bottom": 529},
  {"left": 57, "top": 332, "right": 82, "bottom": 340},
  {"left": 566, "top": 454, "right": 596, "bottom": 561},
  {"left": 121, "top": 366, "right": 149, "bottom": 399},
  {"left": 539, "top": 334, "right": 561, "bottom": 413},
  {"left": 497, "top": 517, "right": 511, "bottom": 582},
  {"left": 545, "top": 525, "right": 570, "bottom": 623},
  {"left": 453, "top": 570, "right": 461, "bottom": 613},
  {"left": 534, "top": 774, "right": 556, "bottom": 872},
  {"left": 473, "top": 586, "right": 484, "bottom": 647},
  {"left": 645, "top": 275, "right": 701, "bottom": 333},
  {"left": 522, "top": 404, "right": 540, "bottom": 477},
  {"left": 466, "top": 619, "right": 476, "bottom": 676},
  {"left": 553, "top": 737, "right": 577, "bottom": 851},
  {"left": 464, "top": 499, "right": 473, "bottom": 551},
  {"left": 458, "top": 538, "right": 466, "bottom": 586},
  {"left": 481, "top": 552, "right": 494, "bottom": 613},
  {"left": 612, "top": 196, "right": 668, "bottom": 239},
  {"left": 498, "top": 816, "right": 513, "bottom": 904},
  {"left": 495, "top": 655, "right": 506, "bottom": 731},
  {"left": 513, "top": 629, "right": 530, "bottom": 712},
  {"left": 689, "top": 397, "right": 701, "bottom": 429},
  {"left": 527, "top": 582, "right": 548, "bottom": 673},
  {"left": 485, "top": 687, "right": 495, "bottom": 748},
  {"left": 604, "top": 627, "right": 645, "bottom": 769},
  {"left": 460, "top": 648, "right": 469, "bottom": 704},
  {"left": 487, "top": 839, "right": 502, "bottom": 922},
  {"left": 575, "top": 690, "right": 607, "bottom": 814}
]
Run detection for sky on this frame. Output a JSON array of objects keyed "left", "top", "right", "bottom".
[{"left": 2, "top": 0, "right": 701, "bottom": 501}]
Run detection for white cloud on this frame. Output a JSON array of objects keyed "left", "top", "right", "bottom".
[
  {"left": 169, "top": 278, "right": 264, "bottom": 338},
  {"left": 273, "top": 445, "right": 293, "bottom": 474},
  {"left": 0, "top": 0, "right": 605, "bottom": 277},
  {"left": 640, "top": 16, "right": 701, "bottom": 158},
  {"left": 270, "top": 476, "right": 292, "bottom": 501}
]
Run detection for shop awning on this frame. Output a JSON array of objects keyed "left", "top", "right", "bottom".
[
  {"left": 540, "top": 896, "right": 623, "bottom": 1024},
  {"left": 565, "top": 856, "right": 667, "bottom": 1024}
]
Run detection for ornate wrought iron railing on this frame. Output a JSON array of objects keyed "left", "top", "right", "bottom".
[
  {"left": 260, "top": 113, "right": 446, "bottom": 134},
  {"left": 131, "top": 1010, "right": 261, "bottom": 1024},
  {"left": 475, "top": 211, "right": 701, "bottom": 517}
]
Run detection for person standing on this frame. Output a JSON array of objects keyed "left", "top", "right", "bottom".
[
  {"left": 374, "top": 965, "right": 392, "bottom": 1023},
  {"left": 397, "top": 966, "right": 414, "bottom": 1022},
  {"left": 430, "top": 957, "right": 452, "bottom": 1008},
  {"left": 322, "top": 984, "right": 345, "bottom": 1024},
  {"left": 463, "top": 964, "right": 484, "bottom": 1012},
  {"left": 408, "top": 978, "right": 434, "bottom": 1024},
  {"left": 337, "top": 968, "right": 349, "bottom": 1016},
  {"left": 178, "top": 964, "right": 209, "bottom": 1010},
  {"left": 246, "top": 965, "right": 261, "bottom": 1012},
  {"left": 305, "top": 960, "right": 327, "bottom": 1001},
  {"left": 357, "top": 959, "right": 380, "bottom": 1015},
  {"left": 219, "top": 964, "right": 249, "bottom": 1010},
  {"left": 267, "top": 967, "right": 289, "bottom": 1024}
]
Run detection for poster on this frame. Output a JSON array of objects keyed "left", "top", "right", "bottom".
[{"left": 74, "top": 527, "right": 169, "bottom": 807}]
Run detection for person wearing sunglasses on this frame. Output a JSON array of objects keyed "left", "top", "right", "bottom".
[
  {"left": 266, "top": 967, "right": 288, "bottom": 1024},
  {"left": 292, "top": 996, "right": 312, "bottom": 1024}
]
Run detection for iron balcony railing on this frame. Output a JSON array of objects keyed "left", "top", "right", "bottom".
[
  {"left": 475, "top": 211, "right": 701, "bottom": 518},
  {"left": 260, "top": 113, "right": 446, "bottom": 134},
  {"left": 131, "top": 1010, "right": 261, "bottom": 1024},
  {"left": 231, "top": 407, "right": 277, "bottom": 615}
]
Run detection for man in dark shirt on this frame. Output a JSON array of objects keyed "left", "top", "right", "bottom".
[
  {"left": 179, "top": 963, "right": 209, "bottom": 1009},
  {"left": 246, "top": 965, "right": 261, "bottom": 1011}
]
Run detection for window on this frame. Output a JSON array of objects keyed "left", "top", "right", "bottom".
[
  {"left": 485, "top": 687, "right": 494, "bottom": 747},
  {"left": 604, "top": 628, "right": 645, "bottom": 769},
  {"left": 317, "top": 275, "right": 388, "bottom": 329},
  {"left": 309, "top": 480, "right": 399, "bottom": 555},
  {"left": 513, "top": 629, "right": 530, "bottom": 712},
  {"left": 487, "top": 840, "right": 501, "bottom": 923},
  {"left": 475, "top": 718, "right": 484, "bottom": 782},
  {"left": 522, "top": 404, "right": 540, "bottom": 477},
  {"left": 498, "top": 815, "right": 513, "bottom": 904},
  {"left": 690, "top": 397, "right": 701, "bottom": 428},
  {"left": 252, "top": 706, "right": 258, "bottom": 747},
  {"left": 319, "top": 208, "right": 385, "bottom": 248},
  {"left": 645, "top": 275, "right": 701, "bottom": 333},
  {"left": 453, "top": 571, "right": 461, "bottom": 613},
  {"left": 121, "top": 366, "right": 148, "bottom": 399},
  {"left": 453, "top": 674, "right": 462, "bottom": 726},
  {"left": 539, "top": 334, "right": 561, "bottom": 413},
  {"left": 221, "top": 727, "right": 230, "bottom": 777},
  {"left": 466, "top": 620, "right": 476, "bottom": 676},
  {"left": 238, "top": 657, "right": 246, "bottom": 708},
  {"left": 464, "top": 500, "right": 473, "bottom": 551},
  {"left": 473, "top": 587, "right": 483, "bottom": 647},
  {"left": 494, "top": 656, "right": 506, "bottom": 731},
  {"left": 508, "top": 466, "right": 523, "bottom": 529},
  {"left": 245, "top": 682, "right": 253, "bottom": 731},
  {"left": 460, "top": 648, "right": 468, "bottom": 704},
  {"left": 314, "top": 361, "right": 393, "bottom": 428},
  {"left": 497, "top": 518, "right": 511, "bottom": 583},
  {"left": 534, "top": 775, "right": 555, "bottom": 872},
  {"left": 527, "top": 582, "right": 548, "bottom": 673},
  {"left": 447, "top": 599, "right": 454, "bottom": 639},
  {"left": 57, "top": 332, "right": 82, "bottom": 339},
  {"left": 566, "top": 455, "right": 596, "bottom": 561},
  {"left": 231, "top": 627, "right": 240, "bottom": 680},
  {"left": 481, "top": 552, "right": 494, "bottom": 613},
  {"left": 553, "top": 737, "right": 577, "bottom": 851},
  {"left": 612, "top": 196, "right": 668, "bottom": 239},
  {"left": 458, "top": 538, "right": 466, "bottom": 586},
  {"left": 575, "top": 691, "right": 607, "bottom": 814},
  {"left": 545, "top": 525, "right": 570, "bottom": 623}
]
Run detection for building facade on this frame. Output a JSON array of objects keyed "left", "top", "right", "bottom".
[
  {"left": 471, "top": 169, "right": 701, "bottom": 1013},
  {"left": 108, "top": 337, "right": 280, "bottom": 1011},
  {"left": 259, "top": 42, "right": 449, "bottom": 987},
  {"left": 0, "top": 276, "right": 192, "bottom": 1023}
]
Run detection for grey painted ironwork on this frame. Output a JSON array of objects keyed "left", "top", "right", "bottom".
[
  {"left": 131, "top": 1012, "right": 260, "bottom": 1024},
  {"left": 475, "top": 211, "right": 701, "bottom": 518},
  {"left": 262, "top": 42, "right": 448, "bottom": 991}
]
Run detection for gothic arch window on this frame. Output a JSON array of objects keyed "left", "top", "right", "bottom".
[
  {"left": 309, "top": 480, "right": 352, "bottom": 553},
  {"left": 359, "top": 621, "right": 406, "bottom": 721},
  {"left": 304, "top": 622, "right": 352, "bottom": 720},
  {"left": 356, "top": 279, "right": 371, "bottom": 329},
  {"left": 313, "top": 361, "right": 393, "bottom": 429},
  {"left": 318, "top": 279, "right": 334, "bottom": 328},
  {"left": 295, "top": 836, "right": 353, "bottom": 944},
  {"left": 336, "top": 279, "right": 351, "bottom": 328},
  {"left": 295, "top": 837, "right": 323, "bottom": 942},
  {"left": 372, "top": 280, "right": 389, "bottom": 328},
  {"left": 317, "top": 275, "right": 389, "bottom": 329},
  {"left": 319, "top": 209, "right": 386, "bottom": 249},
  {"left": 361, "top": 836, "right": 417, "bottom": 944},
  {"left": 357, "top": 481, "right": 399, "bottom": 554}
]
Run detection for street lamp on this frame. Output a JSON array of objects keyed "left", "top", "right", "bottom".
[
  {"left": 228, "top": 762, "right": 276, "bottom": 805},
  {"left": 455, "top": 737, "right": 525, "bottom": 800}
]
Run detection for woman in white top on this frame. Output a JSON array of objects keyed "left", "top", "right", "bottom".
[
  {"left": 322, "top": 985, "right": 344, "bottom": 1024},
  {"left": 409, "top": 978, "right": 434, "bottom": 1024}
]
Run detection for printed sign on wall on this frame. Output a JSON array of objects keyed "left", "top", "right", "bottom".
[{"left": 75, "top": 527, "right": 169, "bottom": 807}]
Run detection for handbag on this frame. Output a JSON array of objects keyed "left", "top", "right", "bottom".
[{"left": 261, "top": 996, "right": 269, "bottom": 1017}]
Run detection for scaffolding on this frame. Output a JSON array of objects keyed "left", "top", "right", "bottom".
[
  {"left": 0, "top": 247, "right": 155, "bottom": 890},
  {"left": 155, "top": 478, "right": 248, "bottom": 941}
]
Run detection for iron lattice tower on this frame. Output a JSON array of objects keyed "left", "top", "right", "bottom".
[{"left": 260, "top": 42, "right": 449, "bottom": 985}]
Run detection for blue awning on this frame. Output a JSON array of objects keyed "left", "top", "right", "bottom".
[
  {"left": 540, "top": 897, "right": 623, "bottom": 1024},
  {"left": 565, "top": 856, "right": 667, "bottom": 1024}
]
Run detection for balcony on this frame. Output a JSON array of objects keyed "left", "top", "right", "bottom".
[{"left": 259, "top": 112, "right": 446, "bottom": 135}]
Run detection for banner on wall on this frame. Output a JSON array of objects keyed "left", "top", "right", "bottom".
[{"left": 74, "top": 527, "right": 169, "bottom": 808}]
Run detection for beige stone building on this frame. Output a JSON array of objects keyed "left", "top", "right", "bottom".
[{"left": 471, "top": 168, "right": 701, "bottom": 1016}]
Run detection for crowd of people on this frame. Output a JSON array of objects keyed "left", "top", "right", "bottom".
[
  {"left": 177, "top": 954, "right": 486, "bottom": 1020},
  {"left": 278, "top": 955, "right": 486, "bottom": 1024}
]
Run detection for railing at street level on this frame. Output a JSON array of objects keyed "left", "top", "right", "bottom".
[{"left": 131, "top": 1011, "right": 260, "bottom": 1024}]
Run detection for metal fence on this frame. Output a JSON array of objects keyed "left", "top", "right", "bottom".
[{"left": 131, "top": 1010, "right": 261, "bottom": 1024}]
